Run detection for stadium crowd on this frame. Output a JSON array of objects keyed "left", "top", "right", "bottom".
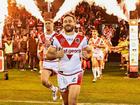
[
  {"left": 1, "top": 1, "right": 138, "bottom": 105},
  {"left": 2, "top": 1, "right": 130, "bottom": 80}
]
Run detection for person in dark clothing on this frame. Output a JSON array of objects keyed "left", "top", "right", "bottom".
[
  {"left": 28, "top": 32, "right": 38, "bottom": 71},
  {"left": 19, "top": 35, "right": 28, "bottom": 71},
  {"left": 13, "top": 35, "right": 20, "bottom": 69}
]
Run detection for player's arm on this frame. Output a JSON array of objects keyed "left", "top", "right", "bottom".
[
  {"left": 111, "top": 45, "right": 126, "bottom": 53},
  {"left": 46, "top": 46, "right": 64, "bottom": 60},
  {"left": 96, "top": 39, "right": 105, "bottom": 48},
  {"left": 46, "top": 36, "right": 64, "bottom": 60},
  {"left": 82, "top": 37, "right": 92, "bottom": 59},
  {"left": 46, "top": 36, "right": 59, "bottom": 60},
  {"left": 96, "top": 44, "right": 105, "bottom": 48},
  {"left": 56, "top": 47, "right": 64, "bottom": 58},
  {"left": 82, "top": 45, "right": 92, "bottom": 59},
  {"left": 118, "top": 45, "right": 128, "bottom": 49},
  {"left": 46, "top": 45, "right": 57, "bottom": 60},
  {"left": 88, "top": 38, "right": 94, "bottom": 49},
  {"left": 39, "top": 44, "right": 44, "bottom": 52}
]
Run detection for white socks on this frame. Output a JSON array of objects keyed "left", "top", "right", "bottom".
[
  {"left": 92, "top": 67, "right": 97, "bottom": 80},
  {"left": 92, "top": 67, "right": 102, "bottom": 80},
  {"left": 97, "top": 67, "right": 100, "bottom": 78},
  {"left": 50, "top": 85, "right": 56, "bottom": 91}
]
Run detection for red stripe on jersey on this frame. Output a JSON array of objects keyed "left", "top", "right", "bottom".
[
  {"left": 40, "top": 34, "right": 46, "bottom": 43},
  {"left": 92, "top": 37, "right": 101, "bottom": 45},
  {"left": 49, "top": 33, "right": 58, "bottom": 42},
  {"left": 55, "top": 34, "right": 84, "bottom": 48},
  {"left": 38, "top": 32, "right": 45, "bottom": 44},
  {"left": 55, "top": 34, "right": 69, "bottom": 47}
]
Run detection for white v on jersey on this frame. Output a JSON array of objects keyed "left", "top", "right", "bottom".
[
  {"left": 45, "top": 31, "right": 56, "bottom": 41},
  {"left": 53, "top": 33, "right": 88, "bottom": 75}
]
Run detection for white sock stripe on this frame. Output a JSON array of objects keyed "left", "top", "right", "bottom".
[{"left": 92, "top": 67, "right": 97, "bottom": 79}]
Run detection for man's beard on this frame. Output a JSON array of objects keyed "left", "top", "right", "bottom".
[
  {"left": 64, "top": 25, "right": 74, "bottom": 32},
  {"left": 46, "top": 27, "right": 51, "bottom": 32},
  {"left": 46, "top": 29, "right": 51, "bottom": 32}
]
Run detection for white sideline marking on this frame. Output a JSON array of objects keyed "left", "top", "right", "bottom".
[
  {"left": 0, "top": 100, "right": 60, "bottom": 104},
  {"left": 0, "top": 100, "right": 136, "bottom": 105}
]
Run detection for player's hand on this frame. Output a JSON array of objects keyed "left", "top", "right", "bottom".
[
  {"left": 46, "top": 46, "right": 57, "bottom": 60},
  {"left": 40, "top": 45, "right": 44, "bottom": 51},
  {"left": 82, "top": 51, "right": 90, "bottom": 60},
  {"left": 95, "top": 44, "right": 99, "bottom": 47},
  {"left": 93, "top": 44, "right": 99, "bottom": 48},
  {"left": 56, "top": 47, "right": 64, "bottom": 58}
]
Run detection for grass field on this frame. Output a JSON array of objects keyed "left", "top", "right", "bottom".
[{"left": 0, "top": 62, "right": 140, "bottom": 105}]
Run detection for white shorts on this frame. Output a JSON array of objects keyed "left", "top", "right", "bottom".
[
  {"left": 43, "top": 60, "right": 59, "bottom": 73},
  {"left": 92, "top": 51, "right": 104, "bottom": 60},
  {"left": 57, "top": 71, "right": 83, "bottom": 92}
]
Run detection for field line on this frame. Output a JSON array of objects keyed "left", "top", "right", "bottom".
[
  {"left": 0, "top": 100, "right": 138, "bottom": 105},
  {"left": 0, "top": 100, "right": 60, "bottom": 104}
]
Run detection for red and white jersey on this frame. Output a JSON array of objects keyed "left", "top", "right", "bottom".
[
  {"left": 45, "top": 31, "right": 57, "bottom": 43},
  {"left": 37, "top": 31, "right": 57, "bottom": 60},
  {"left": 37, "top": 31, "right": 45, "bottom": 44},
  {"left": 43, "top": 32, "right": 58, "bottom": 58},
  {"left": 89, "top": 37, "right": 104, "bottom": 53},
  {"left": 38, "top": 31, "right": 57, "bottom": 44},
  {"left": 53, "top": 33, "right": 88, "bottom": 75}
]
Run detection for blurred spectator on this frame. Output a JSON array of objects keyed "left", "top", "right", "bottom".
[
  {"left": 28, "top": 32, "right": 38, "bottom": 71},
  {"left": 4, "top": 37, "right": 13, "bottom": 69},
  {"left": 13, "top": 35, "right": 20, "bottom": 69},
  {"left": 19, "top": 35, "right": 28, "bottom": 71}
]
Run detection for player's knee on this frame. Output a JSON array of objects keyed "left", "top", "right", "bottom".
[
  {"left": 41, "top": 79, "right": 46, "bottom": 86},
  {"left": 63, "top": 101, "right": 68, "bottom": 105},
  {"left": 41, "top": 79, "right": 50, "bottom": 87},
  {"left": 92, "top": 64, "right": 98, "bottom": 68}
]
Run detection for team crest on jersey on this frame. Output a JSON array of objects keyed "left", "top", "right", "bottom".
[{"left": 75, "top": 38, "right": 80, "bottom": 44}]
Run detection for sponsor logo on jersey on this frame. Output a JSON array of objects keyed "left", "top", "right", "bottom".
[{"left": 64, "top": 48, "right": 81, "bottom": 54}]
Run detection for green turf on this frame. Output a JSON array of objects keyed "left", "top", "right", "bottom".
[{"left": 0, "top": 62, "right": 140, "bottom": 105}]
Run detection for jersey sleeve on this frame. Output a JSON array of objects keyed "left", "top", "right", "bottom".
[
  {"left": 82, "top": 37, "right": 88, "bottom": 49},
  {"left": 52, "top": 37, "right": 59, "bottom": 48},
  {"left": 88, "top": 38, "right": 92, "bottom": 45}
]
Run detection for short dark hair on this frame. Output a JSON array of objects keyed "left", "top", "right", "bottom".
[
  {"left": 63, "top": 14, "right": 76, "bottom": 22},
  {"left": 122, "top": 35, "right": 127, "bottom": 38},
  {"left": 45, "top": 18, "right": 53, "bottom": 23}
]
